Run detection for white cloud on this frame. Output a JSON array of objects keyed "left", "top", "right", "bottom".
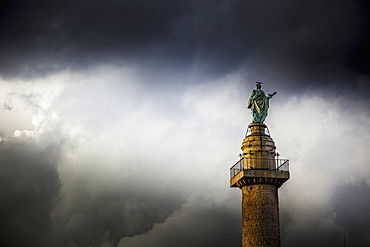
[{"left": 0, "top": 74, "right": 66, "bottom": 138}]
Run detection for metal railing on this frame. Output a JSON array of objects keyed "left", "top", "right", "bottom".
[{"left": 230, "top": 157, "right": 289, "bottom": 179}]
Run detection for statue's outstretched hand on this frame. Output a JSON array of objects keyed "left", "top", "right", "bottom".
[{"left": 268, "top": 92, "right": 277, "bottom": 97}]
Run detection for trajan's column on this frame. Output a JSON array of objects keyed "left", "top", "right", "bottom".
[{"left": 230, "top": 82, "right": 290, "bottom": 247}]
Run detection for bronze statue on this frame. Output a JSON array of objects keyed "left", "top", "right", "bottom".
[{"left": 247, "top": 82, "right": 276, "bottom": 123}]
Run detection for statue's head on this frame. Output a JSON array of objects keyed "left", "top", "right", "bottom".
[{"left": 256, "top": 82, "right": 262, "bottom": 89}]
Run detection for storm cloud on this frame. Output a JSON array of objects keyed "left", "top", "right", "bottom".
[
  {"left": 0, "top": 134, "right": 62, "bottom": 247},
  {"left": 1, "top": 0, "right": 369, "bottom": 91},
  {"left": 0, "top": 0, "right": 369, "bottom": 247}
]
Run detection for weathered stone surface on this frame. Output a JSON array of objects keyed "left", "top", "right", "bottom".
[
  {"left": 230, "top": 170, "right": 289, "bottom": 188},
  {"left": 242, "top": 184, "right": 280, "bottom": 247},
  {"left": 241, "top": 123, "right": 276, "bottom": 170}
]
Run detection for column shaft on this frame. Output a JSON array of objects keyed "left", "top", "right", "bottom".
[{"left": 241, "top": 184, "right": 280, "bottom": 247}]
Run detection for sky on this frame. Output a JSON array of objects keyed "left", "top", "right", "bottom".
[{"left": 0, "top": 0, "right": 369, "bottom": 247}]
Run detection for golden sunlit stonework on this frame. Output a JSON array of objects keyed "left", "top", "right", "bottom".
[{"left": 230, "top": 123, "right": 289, "bottom": 247}]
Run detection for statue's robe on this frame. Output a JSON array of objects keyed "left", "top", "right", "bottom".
[{"left": 247, "top": 89, "right": 271, "bottom": 123}]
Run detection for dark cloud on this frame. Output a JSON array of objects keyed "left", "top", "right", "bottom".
[
  {"left": 0, "top": 137, "right": 62, "bottom": 247},
  {"left": 331, "top": 179, "right": 370, "bottom": 247},
  {"left": 1, "top": 0, "right": 368, "bottom": 95},
  {"left": 237, "top": 0, "right": 370, "bottom": 96},
  {"left": 0, "top": 132, "right": 186, "bottom": 247},
  {"left": 0, "top": 0, "right": 192, "bottom": 78},
  {"left": 0, "top": 128, "right": 187, "bottom": 247},
  {"left": 118, "top": 198, "right": 242, "bottom": 247},
  {"left": 53, "top": 174, "right": 186, "bottom": 247}
]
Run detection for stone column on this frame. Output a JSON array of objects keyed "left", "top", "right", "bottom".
[
  {"left": 230, "top": 123, "right": 289, "bottom": 247},
  {"left": 242, "top": 184, "right": 280, "bottom": 247}
]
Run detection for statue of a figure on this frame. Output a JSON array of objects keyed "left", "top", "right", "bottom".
[{"left": 247, "top": 82, "right": 276, "bottom": 123}]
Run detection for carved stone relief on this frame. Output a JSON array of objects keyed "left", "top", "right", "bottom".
[{"left": 241, "top": 184, "right": 280, "bottom": 247}]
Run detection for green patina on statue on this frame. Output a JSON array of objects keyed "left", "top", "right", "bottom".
[{"left": 247, "top": 82, "right": 276, "bottom": 123}]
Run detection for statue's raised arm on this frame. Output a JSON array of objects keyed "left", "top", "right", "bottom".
[{"left": 247, "top": 82, "right": 276, "bottom": 123}]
